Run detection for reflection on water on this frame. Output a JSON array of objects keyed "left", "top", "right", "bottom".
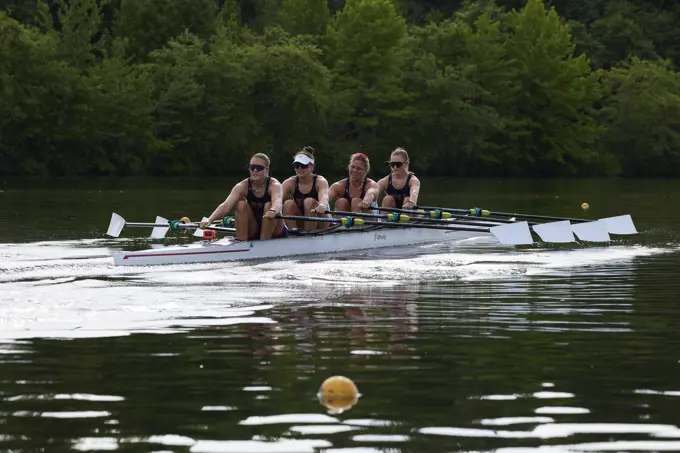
[
  {"left": 1, "top": 235, "right": 672, "bottom": 340},
  {"left": 2, "top": 248, "right": 680, "bottom": 452},
  {"left": 2, "top": 178, "right": 680, "bottom": 452}
]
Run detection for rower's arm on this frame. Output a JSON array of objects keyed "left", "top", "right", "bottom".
[
  {"left": 377, "top": 176, "right": 388, "bottom": 195},
  {"left": 206, "top": 182, "right": 245, "bottom": 222},
  {"left": 281, "top": 177, "right": 294, "bottom": 200},
  {"left": 269, "top": 179, "right": 284, "bottom": 214},
  {"left": 316, "top": 176, "right": 330, "bottom": 209},
  {"left": 405, "top": 175, "right": 421, "bottom": 205},
  {"left": 328, "top": 182, "right": 341, "bottom": 203},
  {"left": 363, "top": 180, "right": 380, "bottom": 205}
]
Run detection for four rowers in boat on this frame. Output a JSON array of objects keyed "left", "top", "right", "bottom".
[{"left": 200, "top": 147, "right": 420, "bottom": 240}]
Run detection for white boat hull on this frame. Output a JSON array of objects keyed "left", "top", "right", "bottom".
[{"left": 112, "top": 226, "right": 489, "bottom": 266}]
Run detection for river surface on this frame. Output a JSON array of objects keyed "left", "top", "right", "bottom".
[{"left": 1, "top": 177, "right": 679, "bottom": 453}]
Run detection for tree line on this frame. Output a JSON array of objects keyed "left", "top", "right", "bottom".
[{"left": 1, "top": 0, "right": 679, "bottom": 178}]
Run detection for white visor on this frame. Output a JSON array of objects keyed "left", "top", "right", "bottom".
[{"left": 293, "top": 153, "right": 314, "bottom": 165}]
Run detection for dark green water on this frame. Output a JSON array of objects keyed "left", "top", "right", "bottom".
[{"left": 1, "top": 177, "right": 680, "bottom": 452}]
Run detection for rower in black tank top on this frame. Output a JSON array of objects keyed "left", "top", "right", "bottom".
[
  {"left": 387, "top": 173, "right": 413, "bottom": 208},
  {"left": 293, "top": 175, "right": 318, "bottom": 210},
  {"left": 344, "top": 178, "right": 367, "bottom": 202},
  {"left": 247, "top": 177, "right": 271, "bottom": 233}
]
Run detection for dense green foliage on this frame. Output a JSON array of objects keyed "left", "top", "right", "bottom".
[{"left": 1, "top": 0, "right": 679, "bottom": 177}]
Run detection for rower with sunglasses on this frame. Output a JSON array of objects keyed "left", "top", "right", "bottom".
[
  {"left": 199, "top": 153, "right": 287, "bottom": 241},
  {"left": 328, "top": 153, "right": 380, "bottom": 213},
  {"left": 281, "top": 146, "right": 331, "bottom": 230},
  {"left": 377, "top": 147, "right": 421, "bottom": 209}
]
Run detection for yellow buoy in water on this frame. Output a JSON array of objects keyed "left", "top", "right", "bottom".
[
  {"left": 581, "top": 202, "right": 589, "bottom": 210},
  {"left": 320, "top": 375, "right": 358, "bottom": 395},
  {"left": 318, "top": 376, "right": 359, "bottom": 414}
]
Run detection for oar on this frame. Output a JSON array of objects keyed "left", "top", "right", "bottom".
[
  {"left": 416, "top": 205, "right": 638, "bottom": 236},
  {"left": 363, "top": 208, "right": 580, "bottom": 244},
  {"left": 276, "top": 214, "right": 536, "bottom": 246},
  {"left": 371, "top": 206, "right": 519, "bottom": 224},
  {"left": 374, "top": 206, "right": 607, "bottom": 244},
  {"left": 106, "top": 213, "right": 235, "bottom": 239},
  {"left": 328, "top": 210, "right": 508, "bottom": 229},
  {"left": 416, "top": 205, "right": 588, "bottom": 222}
]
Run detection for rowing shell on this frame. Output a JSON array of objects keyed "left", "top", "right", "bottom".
[{"left": 112, "top": 224, "right": 491, "bottom": 266}]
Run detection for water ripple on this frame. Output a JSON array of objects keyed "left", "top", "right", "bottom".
[{"left": 0, "top": 204, "right": 679, "bottom": 453}]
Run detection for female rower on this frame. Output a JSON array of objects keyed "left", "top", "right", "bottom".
[
  {"left": 199, "top": 153, "right": 287, "bottom": 241},
  {"left": 328, "top": 153, "right": 379, "bottom": 213},
  {"left": 281, "top": 146, "right": 330, "bottom": 230},
  {"left": 377, "top": 147, "right": 421, "bottom": 209}
]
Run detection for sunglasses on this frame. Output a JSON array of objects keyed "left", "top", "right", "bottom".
[
  {"left": 293, "top": 162, "right": 309, "bottom": 169},
  {"left": 249, "top": 164, "right": 266, "bottom": 172},
  {"left": 388, "top": 161, "right": 404, "bottom": 168}
]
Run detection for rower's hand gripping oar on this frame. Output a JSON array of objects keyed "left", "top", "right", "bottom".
[
  {"left": 193, "top": 215, "right": 243, "bottom": 237},
  {"left": 193, "top": 217, "right": 212, "bottom": 238}
]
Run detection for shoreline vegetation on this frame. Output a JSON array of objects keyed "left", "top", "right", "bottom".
[{"left": 1, "top": 0, "right": 680, "bottom": 178}]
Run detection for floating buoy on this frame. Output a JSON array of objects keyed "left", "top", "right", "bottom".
[
  {"left": 581, "top": 202, "right": 590, "bottom": 210},
  {"left": 318, "top": 376, "right": 359, "bottom": 414},
  {"left": 320, "top": 375, "right": 358, "bottom": 395}
]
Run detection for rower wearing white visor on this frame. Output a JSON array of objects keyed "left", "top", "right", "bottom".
[{"left": 281, "top": 146, "right": 331, "bottom": 230}]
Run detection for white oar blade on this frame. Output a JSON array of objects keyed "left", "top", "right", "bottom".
[
  {"left": 532, "top": 220, "right": 575, "bottom": 243},
  {"left": 193, "top": 217, "right": 210, "bottom": 237},
  {"left": 572, "top": 220, "right": 611, "bottom": 242},
  {"left": 600, "top": 214, "right": 638, "bottom": 235},
  {"left": 490, "top": 221, "right": 534, "bottom": 245},
  {"left": 151, "top": 216, "right": 170, "bottom": 239},
  {"left": 107, "top": 213, "right": 126, "bottom": 238}
]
